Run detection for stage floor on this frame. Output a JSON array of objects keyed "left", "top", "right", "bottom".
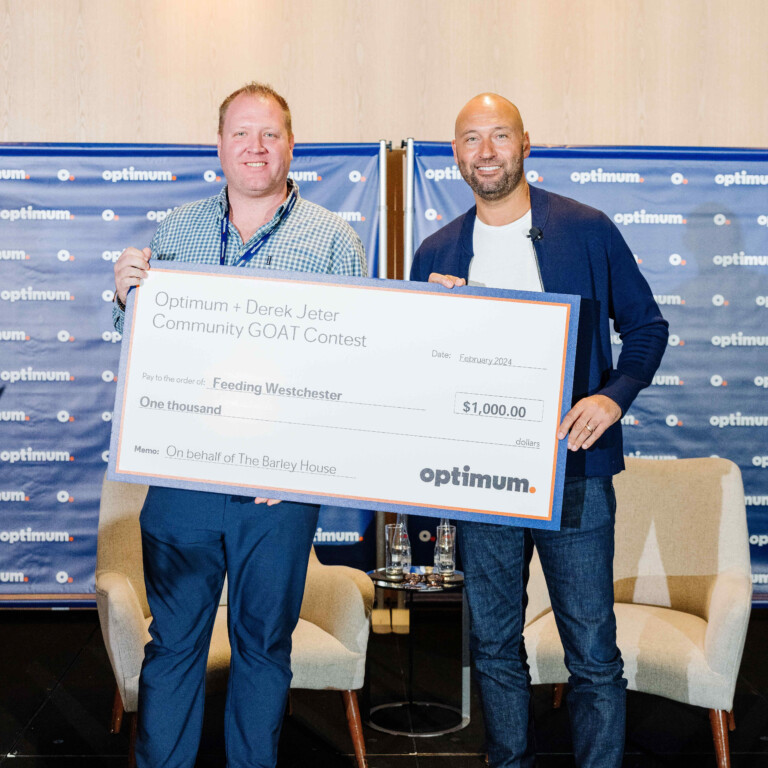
[{"left": 1, "top": 599, "right": 767, "bottom": 767}]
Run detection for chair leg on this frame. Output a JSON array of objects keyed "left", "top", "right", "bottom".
[
  {"left": 128, "top": 712, "right": 138, "bottom": 768},
  {"left": 110, "top": 685, "right": 124, "bottom": 734},
  {"left": 728, "top": 709, "right": 736, "bottom": 731},
  {"left": 553, "top": 682, "right": 565, "bottom": 709},
  {"left": 341, "top": 690, "right": 367, "bottom": 768},
  {"left": 709, "top": 709, "right": 731, "bottom": 768}
]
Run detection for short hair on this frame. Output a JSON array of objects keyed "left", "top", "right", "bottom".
[{"left": 217, "top": 82, "right": 292, "bottom": 137}]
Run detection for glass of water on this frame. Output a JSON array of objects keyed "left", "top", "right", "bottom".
[
  {"left": 434, "top": 524, "right": 456, "bottom": 575},
  {"left": 385, "top": 523, "right": 411, "bottom": 577}
]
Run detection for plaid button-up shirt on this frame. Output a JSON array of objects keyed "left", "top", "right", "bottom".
[{"left": 113, "top": 180, "right": 367, "bottom": 332}]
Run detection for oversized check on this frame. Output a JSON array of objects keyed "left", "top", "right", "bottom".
[{"left": 108, "top": 263, "right": 579, "bottom": 529}]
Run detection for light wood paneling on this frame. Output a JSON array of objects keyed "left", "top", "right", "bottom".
[{"left": 1, "top": 0, "right": 766, "bottom": 147}]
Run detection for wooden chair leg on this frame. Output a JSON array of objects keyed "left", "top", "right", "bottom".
[
  {"left": 110, "top": 685, "right": 124, "bottom": 734},
  {"left": 553, "top": 682, "right": 565, "bottom": 709},
  {"left": 709, "top": 709, "right": 731, "bottom": 768},
  {"left": 341, "top": 690, "right": 368, "bottom": 768},
  {"left": 128, "top": 712, "right": 138, "bottom": 768},
  {"left": 728, "top": 709, "right": 736, "bottom": 731}
]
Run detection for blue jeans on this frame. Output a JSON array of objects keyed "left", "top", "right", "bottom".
[
  {"left": 135, "top": 487, "right": 319, "bottom": 768},
  {"left": 458, "top": 476, "right": 626, "bottom": 768}
]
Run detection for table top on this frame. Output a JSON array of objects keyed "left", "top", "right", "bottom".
[{"left": 368, "top": 566, "right": 464, "bottom": 592}]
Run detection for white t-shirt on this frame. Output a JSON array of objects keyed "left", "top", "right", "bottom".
[{"left": 467, "top": 210, "right": 543, "bottom": 292}]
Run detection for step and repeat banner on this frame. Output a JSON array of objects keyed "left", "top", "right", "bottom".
[
  {"left": 0, "top": 143, "right": 382, "bottom": 604},
  {"left": 411, "top": 142, "right": 768, "bottom": 601}
]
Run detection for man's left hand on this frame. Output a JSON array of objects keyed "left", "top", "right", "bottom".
[
  {"left": 558, "top": 395, "right": 622, "bottom": 451},
  {"left": 254, "top": 497, "right": 282, "bottom": 506}
]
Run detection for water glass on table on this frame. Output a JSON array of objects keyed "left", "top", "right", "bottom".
[
  {"left": 434, "top": 524, "right": 456, "bottom": 576},
  {"left": 385, "top": 523, "right": 411, "bottom": 577}
]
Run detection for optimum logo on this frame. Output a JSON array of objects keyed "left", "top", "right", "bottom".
[
  {"left": 102, "top": 167, "right": 176, "bottom": 182},
  {"left": 334, "top": 211, "right": 365, "bottom": 222},
  {"left": 0, "top": 206, "right": 73, "bottom": 221},
  {"left": 288, "top": 170, "right": 322, "bottom": 182},
  {"left": 424, "top": 208, "right": 443, "bottom": 221},
  {"left": 626, "top": 450, "right": 677, "bottom": 460},
  {"left": 0, "top": 448, "right": 73, "bottom": 463},
  {"left": 526, "top": 170, "right": 543, "bottom": 183},
  {"left": 713, "top": 213, "right": 731, "bottom": 226},
  {"left": 0, "top": 249, "right": 28, "bottom": 261},
  {"left": 613, "top": 210, "right": 686, "bottom": 226},
  {"left": 670, "top": 173, "right": 688, "bottom": 185},
  {"left": 621, "top": 414, "right": 640, "bottom": 425},
  {"left": 425, "top": 165, "right": 463, "bottom": 182},
  {"left": 753, "top": 457, "right": 768, "bottom": 469},
  {"left": 0, "top": 169, "right": 29, "bottom": 180},
  {"left": 570, "top": 169, "right": 642, "bottom": 184},
  {"left": 0, "top": 331, "right": 29, "bottom": 342},
  {"left": 313, "top": 527, "right": 363, "bottom": 544},
  {"left": 0, "top": 528, "right": 72, "bottom": 544},
  {"left": 652, "top": 375, "right": 684, "bottom": 386},
  {"left": 653, "top": 294, "right": 685, "bottom": 306},
  {"left": 0, "top": 491, "right": 28, "bottom": 502},
  {"left": 711, "top": 333, "right": 768, "bottom": 348},
  {"left": 669, "top": 253, "right": 687, "bottom": 266},
  {"left": 57, "top": 169, "right": 75, "bottom": 181},
  {"left": 0, "top": 571, "right": 27, "bottom": 583},
  {"left": 420, "top": 465, "right": 534, "bottom": 494},
  {"left": 715, "top": 171, "right": 768, "bottom": 187},
  {"left": 348, "top": 170, "right": 366, "bottom": 183},
  {"left": 713, "top": 252, "right": 768, "bottom": 267},
  {"left": 0, "top": 368, "right": 73, "bottom": 383},
  {"left": 203, "top": 170, "right": 222, "bottom": 182},
  {"left": 710, "top": 413, "right": 768, "bottom": 428},
  {"left": 146, "top": 208, "right": 176, "bottom": 222},
  {"left": 754, "top": 376, "right": 768, "bottom": 389},
  {"left": 1, "top": 287, "right": 73, "bottom": 302},
  {"left": 746, "top": 497, "right": 768, "bottom": 507},
  {"left": 758, "top": 215, "right": 768, "bottom": 227},
  {"left": 0, "top": 411, "right": 28, "bottom": 422}
]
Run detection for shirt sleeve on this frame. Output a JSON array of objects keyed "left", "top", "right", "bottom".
[
  {"left": 329, "top": 225, "right": 368, "bottom": 277},
  {"left": 111, "top": 228, "right": 163, "bottom": 335},
  {"left": 598, "top": 219, "right": 669, "bottom": 414}
]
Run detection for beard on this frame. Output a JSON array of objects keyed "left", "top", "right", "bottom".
[{"left": 458, "top": 158, "right": 524, "bottom": 201}]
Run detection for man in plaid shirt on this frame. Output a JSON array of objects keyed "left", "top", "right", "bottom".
[{"left": 112, "top": 82, "right": 366, "bottom": 768}]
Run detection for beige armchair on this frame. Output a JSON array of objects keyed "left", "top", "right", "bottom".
[
  {"left": 523, "top": 457, "right": 752, "bottom": 768},
  {"left": 95, "top": 475, "right": 374, "bottom": 768}
]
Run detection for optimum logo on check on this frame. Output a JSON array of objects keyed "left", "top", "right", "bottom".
[{"left": 420, "top": 465, "right": 535, "bottom": 494}]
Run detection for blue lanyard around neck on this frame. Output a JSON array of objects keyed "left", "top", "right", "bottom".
[{"left": 219, "top": 190, "right": 297, "bottom": 267}]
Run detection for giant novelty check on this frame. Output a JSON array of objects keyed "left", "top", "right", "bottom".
[{"left": 108, "top": 264, "right": 579, "bottom": 529}]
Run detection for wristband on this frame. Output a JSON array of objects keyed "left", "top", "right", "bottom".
[{"left": 115, "top": 291, "right": 126, "bottom": 312}]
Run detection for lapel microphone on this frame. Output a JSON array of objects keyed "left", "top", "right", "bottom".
[{"left": 528, "top": 227, "right": 543, "bottom": 242}]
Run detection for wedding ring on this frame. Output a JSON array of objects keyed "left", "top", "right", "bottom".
[{"left": 585, "top": 423, "right": 594, "bottom": 433}]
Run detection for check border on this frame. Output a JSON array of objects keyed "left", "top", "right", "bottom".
[{"left": 108, "top": 262, "right": 580, "bottom": 529}]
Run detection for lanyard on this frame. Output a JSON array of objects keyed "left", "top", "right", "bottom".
[{"left": 219, "top": 189, "right": 297, "bottom": 267}]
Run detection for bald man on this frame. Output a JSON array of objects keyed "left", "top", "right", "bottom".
[{"left": 411, "top": 95, "right": 668, "bottom": 768}]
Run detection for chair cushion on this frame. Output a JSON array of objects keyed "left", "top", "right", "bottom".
[
  {"left": 290, "top": 618, "right": 366, "bottom": 691},
  {"left": 524, "top": 603, "right": 734, "bottom": 711}
]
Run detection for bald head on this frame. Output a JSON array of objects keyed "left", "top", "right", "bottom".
[
  {"left": 455, "top": 93, "right": 524, "bottom": 139},
  {"left": 452, "top": 93, "right": 530, "bottom": 205}
]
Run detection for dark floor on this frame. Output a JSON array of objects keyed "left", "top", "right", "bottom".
[{"left": 1, "top": 598, "right": 768, "bottom": 767}]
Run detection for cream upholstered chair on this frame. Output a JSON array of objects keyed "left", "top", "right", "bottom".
[
  {"left": 95, "top": 475, "right": 374, "bottom": 768},
  {"left": 523, "top": 457, "right": 752, "bottom": 768}
]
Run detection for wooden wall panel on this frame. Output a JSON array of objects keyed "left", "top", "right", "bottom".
[{"left": 0, "top": 0, "right": 766, "bottom": 147}]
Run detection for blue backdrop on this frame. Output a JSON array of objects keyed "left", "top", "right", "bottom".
[
  {"left": 411, "top": 142, "right": 768, "bottom": 602},
  {"left": 0, "top": 142, "right": 382, "bottom": 603}
]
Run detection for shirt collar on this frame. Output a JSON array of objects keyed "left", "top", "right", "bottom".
[{"left": 216, "top": 177, "right": 301, "bottom": 221}]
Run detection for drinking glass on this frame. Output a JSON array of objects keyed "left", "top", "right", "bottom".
[
  {"left": 385, "top": 523, "right": 411, "bottom": 576},
  {"left": 434, "top": 524, "right": 456, "bottom": 575}
]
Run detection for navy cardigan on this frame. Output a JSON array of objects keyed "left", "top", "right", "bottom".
[{"left": 410, "top": 185, "right": 669, "bottom": 477}]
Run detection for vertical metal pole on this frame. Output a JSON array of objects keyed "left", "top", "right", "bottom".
[
  {"left": 403, "top": 138, "right": 415, "bottom": 280},
  {"left": 377, "top": 140, "right": 388, "bottom": 280},
  {"left": 461, "top": 589, "right": 471, "bottom": 726}
]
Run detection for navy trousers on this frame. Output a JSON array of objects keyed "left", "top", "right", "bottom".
[{"left": 135, "top": 486, "right": 319, "bottom": 768}]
